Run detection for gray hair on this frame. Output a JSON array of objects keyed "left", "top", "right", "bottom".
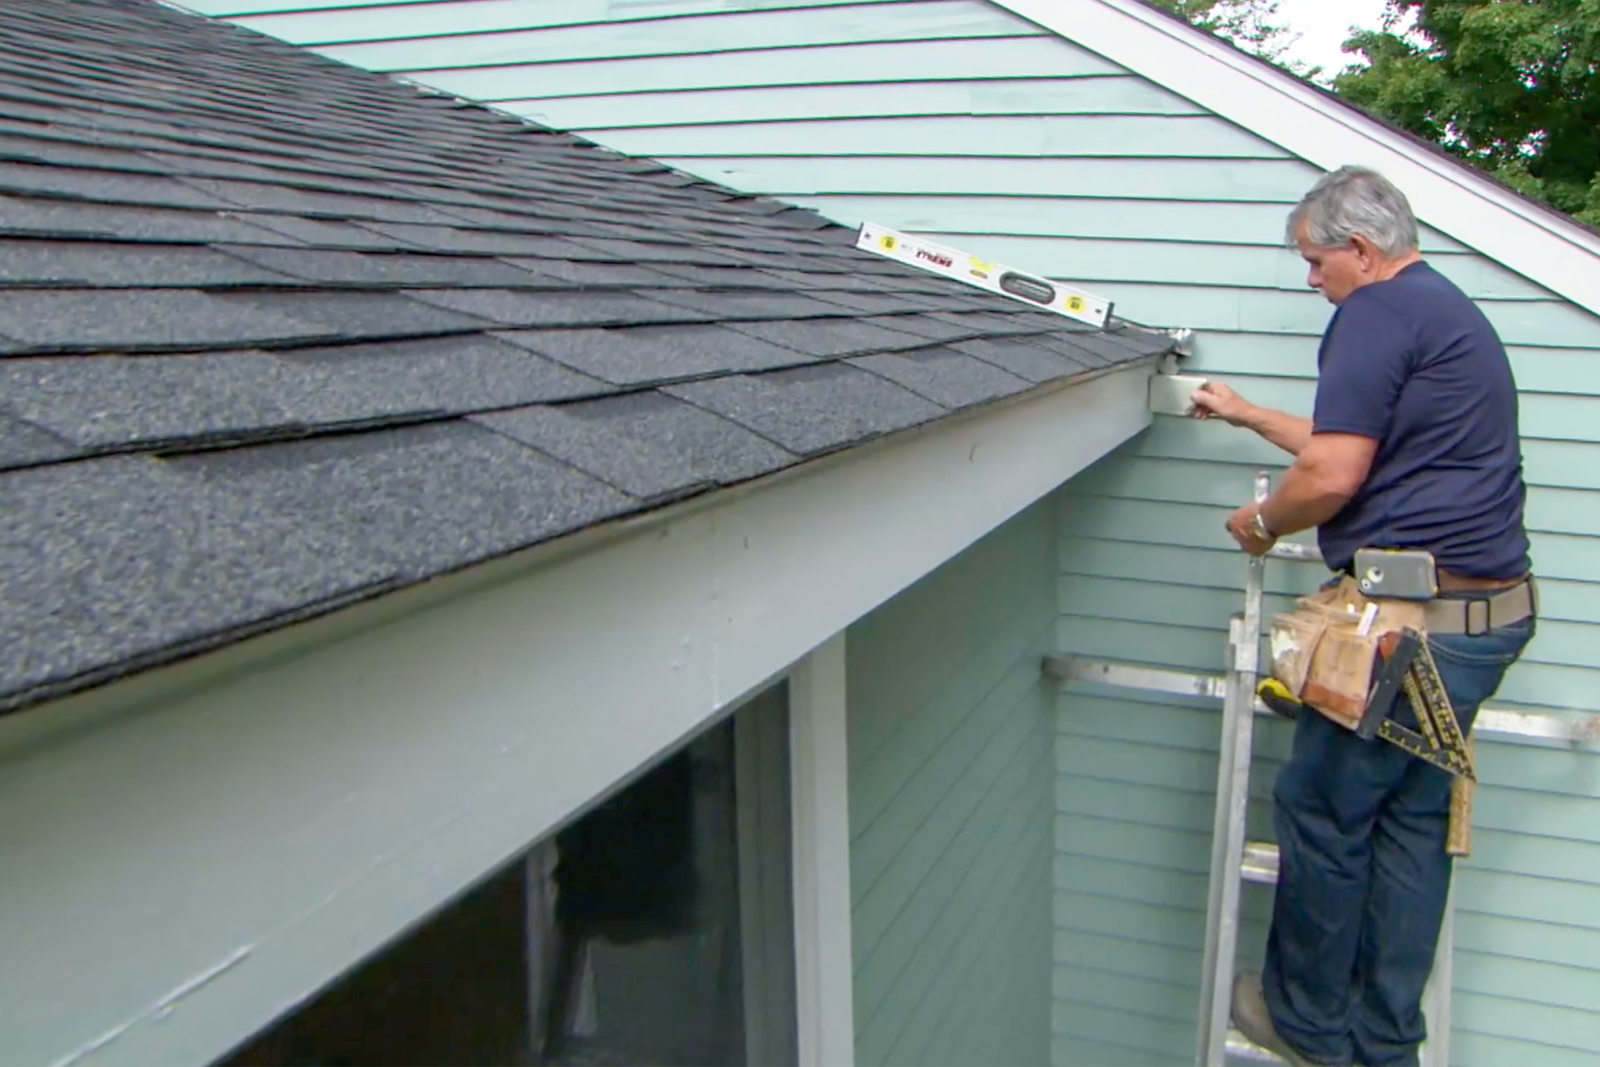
[{"left": 1286, "top": 165, "right": 1419, "bottom": 258}]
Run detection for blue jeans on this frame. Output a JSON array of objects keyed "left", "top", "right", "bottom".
[{"left": 1261, "top": 611, "right": 1535, "bottom": 1067}]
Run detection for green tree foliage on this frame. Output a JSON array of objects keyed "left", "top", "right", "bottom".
[
  {"left": 1334, "top": 1, "right": 1600, "bottom": 225},
  {"left": 1153, "top": 0, "right": 1600, "bottom": 226},
  {"left": 1144, "top": 0, "right": 1313, "bottom": 74}
]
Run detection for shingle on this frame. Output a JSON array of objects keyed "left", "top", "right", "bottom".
[
  {"left": 217, "top": 291, "right": 492, "bottom": 340},
  {"left": 494, "top": 323, "right": 811, "bottom": 386},
  {"left": 213, "top": 245, "right": 546, "bottom": 288},
  {"left": 422, "top": 202, "right": 611, "bottom": 238},
  {"left": 405, "top": 289, "right": 713, "bottom": 328},
  {"left": 724, "top": 317, "right": 932, "bottom": 358},
  {"left": 229, "top": 212, "right": 421, "bottom": 251},
  {"left": 798, "top": 289, "right": 945, "bottom": 315},
  {"left": 0, "top": 454, "right": 400, "bottom": 705},
  {"left": 178, "top": 176, "right": 460, "bottom": 225},
  {"left": 2, "top": 339, "right": 601, "bottom": 453},
  {"left": 169, "top": 422, "right": 635, "bottom": 579},
  {"left": 0, "top": 239, "right": 296, "bottom": 287},
  {"left": 641, "top": 264, "right": 777, "bottom": 289},
  {"left": 498, "top": 257, "right": 694, "bottom": 289},
  {"left": 0, "top": 193, "right": 297, "bottom": 245},
  {"left": 0, "top": 407, "right": 74, "bottom": 469},
  {"left": 639, "top": 288, "right": 861, "bottom": 321},
  {"left": 563, "top": 236, "right": 748, "bottom": 267},
  {"left": 925, "top": 310, "right": 1052, "bottom": 337},
  {"left": 0, "top": 131, "right": 171, "bottom": 173},
  {"left": 475, "top": 392, "right": 795, "bottom": 501},
  {"left": 947, "top": 336, "right": 1094, "bottom": 384},
  {"left": 0, "top": 160, "right": 231, "bottom": 210},
  {"left": 664, "top": 363, "right": 945, "bottom": 457},
  {"left": 3, "top": 352, "right": 334, "bottom": 449},
  {"left": 1021, "top": 332, "right": 1116, "bottom": 366},
  {"left": 355, "top": 221, "right": 598, "bottom": 258},
  {"left": 861, "top": 313, "right": 986, "bottom": 343},
  {"left": 0, "top": 290, "right": 336, "bottom": 352},
  {"left": 276, "top": 334, "right": 609, "bottom": 411},
  {"left": 848, "top": 348, "right": 1032, "bottom": 410}
]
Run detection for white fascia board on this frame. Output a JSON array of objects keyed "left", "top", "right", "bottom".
[
  {"left": 0, "top": 363, "right": 1153, "bottom": 1067},
  {"left": 993, "top": 0, "right": 1600, "bottom": 318}
]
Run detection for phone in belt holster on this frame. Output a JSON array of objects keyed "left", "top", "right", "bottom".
[{"left": 1352, "top": 547, "right": 1438, "bottom": 602}]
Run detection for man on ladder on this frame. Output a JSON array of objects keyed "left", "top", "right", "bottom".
[{"left": 1190, "top": 166, "right": 1537, "bottom": 1067}]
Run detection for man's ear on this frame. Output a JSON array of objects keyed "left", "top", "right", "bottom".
[{"left": 1348, "top": 233, "right": 1381, "bottom": 270}]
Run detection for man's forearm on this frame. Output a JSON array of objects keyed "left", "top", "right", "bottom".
[
  {"left": 1242, "top": 406, "right": 1313, "bottom": 456},
  {"left": 1260, "top": 461, "right": 1354, "bottom": 537}
]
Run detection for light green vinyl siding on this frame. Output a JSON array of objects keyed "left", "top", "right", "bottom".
[
  {"left": 200, "top": 2, "right": 1600, "bottom": 1064},
  {"left": 845, "top": 493, "right": 1058, "bottom": 1067}
]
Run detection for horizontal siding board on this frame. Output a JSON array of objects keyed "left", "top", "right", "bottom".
[
  {"left": 1050, "top": 1034, "right": 1182, "bottom": 1067},
  {"left": 904, "top": 233, "right": 1549, "bottom": 300},
  {"left": 1451, "top": 990, "right": 1600, "bottom": 1053},
  {"left": 792, "top": 193, "right": 1472, "bottom": 251},
  {"left": 318, "top": 0, "right": 1038, "bottom": 71},
  {"left": 1453, "top": 912, "right": 1600, "bottom": 973},
  {"left": 476, "top": 36, "right": 1122, "bottom": 100},
  {"left": 1064, "top": 282, "right": 1600, "bottom": 346},
  {"left": 513, "top": 76, "right": 1203, "bottom": 130},
  {"left": 592, "top": 114, "right": 1289, "bottom": 159},
  {"left": 1119, "top": 418, "right": 1600, "bottom": 487},
  {"left": 225, "top": 0, "right": 904, "bottom": 44},
  {"left": 1454, "top": 952, "right": 1600, "bottom": 1015},
  {"left": 663, "top": 154, "right": 1323, "bottom": 200},
  {"left": 181, "top": 0, "right": 436, "bottom": 12},
  {"left": 1172, "top": 331, "right": 1600, "bottom": 387},
  {"left": 1451, "top": 1030, "right": 1600, "bottom": 1067},
  {"left": 1054, "top": 931, "right": 1199, "bottom": 991}
]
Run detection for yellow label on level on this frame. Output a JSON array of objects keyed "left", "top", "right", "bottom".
[
  {"left": 1066, "top": 296, "right": 1085, "bottom": 312},
  {"left": 878, "top": 235, "right": 898, "bottom": 251}
]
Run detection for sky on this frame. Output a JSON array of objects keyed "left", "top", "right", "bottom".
[{"left": 1275, "top": 0, "right": 1393, "bottom": 81}]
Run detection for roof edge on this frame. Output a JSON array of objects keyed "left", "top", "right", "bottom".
[{"left": 992, "top": 0, "right": 1600, "bottom": 317}]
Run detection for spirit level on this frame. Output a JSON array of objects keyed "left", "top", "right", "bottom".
[{"left": 855, "top": 222, "right": 1112, "bottom": 328}]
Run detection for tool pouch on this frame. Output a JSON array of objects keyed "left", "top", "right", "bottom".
[{"left": 1267, "top": 575, "right": 1427, "bottom": 731}]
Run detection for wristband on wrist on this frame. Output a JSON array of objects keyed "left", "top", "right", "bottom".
[{"left": 1252, "top": 509, "right": 1274, "bottom": 541}]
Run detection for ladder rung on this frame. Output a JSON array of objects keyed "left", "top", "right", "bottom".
[
  {"left": 1241, "top": 841, "right": 1279, "bottom": 885},
  {"left": 1225, "top": 1028, "right": 1288, "bottom": 1064}
]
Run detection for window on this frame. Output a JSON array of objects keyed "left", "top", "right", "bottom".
[{"left": 219, "top": 683, "right": 795, "bottom": 1067}]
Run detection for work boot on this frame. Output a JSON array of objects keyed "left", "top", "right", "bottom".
[{"left": 1231, "top": 970, "right": 1314, "bottom": 1066}]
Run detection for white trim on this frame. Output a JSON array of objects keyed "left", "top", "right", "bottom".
[
  {"left": 735, "top": 681, "right": 799, "bottom": 1067},
  {"left": 993, "top": 0, "right": 1600, "bottom": 317},
  {"left": 788, "top": 632, "right": 854, "bottom": 1067},
  {"left": 0, "top": 364, "right": 1151, "bottom": 1067}
]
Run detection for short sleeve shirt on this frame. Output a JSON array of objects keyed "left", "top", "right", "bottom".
[{"left": 1311, "top": 261, "right": 1531, "bottom": 579}]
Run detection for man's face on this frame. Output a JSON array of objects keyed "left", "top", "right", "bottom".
[{"left": 1294, "top": 222, "right": 1369, "bottom": 306}]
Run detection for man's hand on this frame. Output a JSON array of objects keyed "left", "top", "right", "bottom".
[
  {"left": 1191, "top": 381, "right": 1257, "bottom": 427},
  {"left": 1226, "top": 502, "right": 1276, "bottom": 556}
]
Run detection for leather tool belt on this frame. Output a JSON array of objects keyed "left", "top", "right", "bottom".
[{"left": 1266, "top": 570, "right": 1537, "bottom": 731}]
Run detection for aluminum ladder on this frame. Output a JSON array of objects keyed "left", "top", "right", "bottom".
[
  {"left": 1046, "top": 468, "right": 1600, "bottom": 1064},
  {"left": 1189, "top": 474, "right": 1453, "bottom": 1067}
]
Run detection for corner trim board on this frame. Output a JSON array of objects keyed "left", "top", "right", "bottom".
[{"left": 789, "top": 633, "right": 854, "bottom": 1067}]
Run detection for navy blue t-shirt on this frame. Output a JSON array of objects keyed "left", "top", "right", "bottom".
[{"left": 1311, "top": 261, "right": 1531, "bottom": 579}]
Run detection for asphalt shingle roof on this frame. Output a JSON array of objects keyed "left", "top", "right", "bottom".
[{"left": 0, "top": 0, "right": 1176, "bottom": 715}]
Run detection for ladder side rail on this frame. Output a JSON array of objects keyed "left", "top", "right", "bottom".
[{"left": 1197, "top": 471, "right": 1271, "bottom": 1067}]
